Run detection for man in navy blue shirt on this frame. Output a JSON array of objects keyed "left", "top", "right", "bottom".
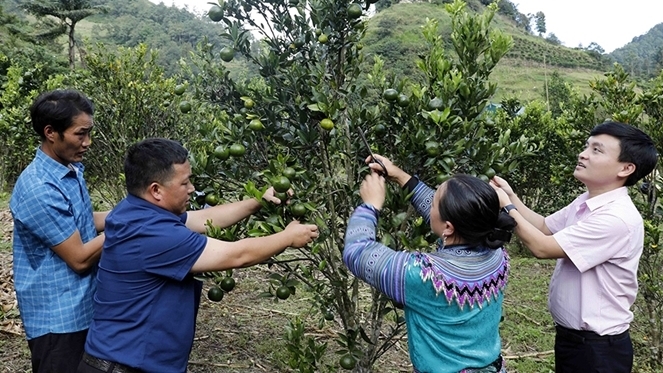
[
  {"left": 10, "top": 89, "right": 109, "bottom": 373},
  {"left": 78, "top": 138, "right": 319, "bottom": 373}
]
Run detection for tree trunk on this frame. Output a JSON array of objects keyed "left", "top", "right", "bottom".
[{"left": 68, "top": 21, "right": 77, "bottom": 69}]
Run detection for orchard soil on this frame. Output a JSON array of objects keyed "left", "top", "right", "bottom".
[{"left": 0, "top": 203, "right": 561, "bottom": 373}]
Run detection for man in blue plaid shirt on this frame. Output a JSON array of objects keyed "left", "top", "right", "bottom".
[{"left": 10, "top": 89, "right": 109, "bottom": 373}]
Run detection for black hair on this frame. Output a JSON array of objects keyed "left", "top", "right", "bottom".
[
  {"left": 30, "top": 89, "right": 94, "bottom": 140},
  {"left": 124, "top": 138, "right": 189, "bottom": 197},
  {"left": 438, "top": 174, "right": 516, "bottom": 249},
  {"left": 590, "top": 121, "right": 658, "bottom": 187}
]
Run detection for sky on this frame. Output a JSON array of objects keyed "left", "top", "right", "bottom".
[{"left": 150, "top": 0, "right": 663, "bottom": 53}]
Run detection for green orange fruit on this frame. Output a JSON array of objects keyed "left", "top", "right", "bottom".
[
  {"left": 179, "top": 101, "right": 192, "bottom": 113},
  {"left": 276, "top": 286, "right": 291, "bottom": 300},
  {"left": 213, "top": 145, "right": 229, "bottom": 160},
  {"left": 320, "top": 118, "right": 334, "bottom": 131},
  {"left": 382, "top": 88, "right": 398, "bottom": 102},
  {"left": 272, "top": 176, "right": 291, "bottom": 193},
  {"left": 291, "top": 203, "right": 307, "bottom": 217},
  {"left": 229, "top": 143, "right": 246, "bottom": 157},
  {"left": 174, "top": 84, "right": 186, "bottom": 96},
  {"left": 208, "top": 5, "right": 223, "bottom": 22},
  {"left": 205, "top": 193, "right": 220, "bottom": 206},
  {"left": 339, "top": 355, "right": 356, "bottom": 370},
  {"left": 248, "top": 119, "right": 264, "bottom": 131},
  {"left": 207, "top": 286, "right": 224, "bottom": 302},
  {"left": 219, "top": 277, "right": 236, "bottom": 292},
  {"left": 219, "top": 47, "right": 235, "bottom": 62},
  {"left": 347, "top": 3, "right": 362, "bottom": 19}
]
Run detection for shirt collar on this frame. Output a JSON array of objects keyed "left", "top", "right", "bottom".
[
  {"left": 125, "top": 193, "right": 188, "bottom": 222},
  {"left": 35, "top": 146, "right": 81, "bottom": 180},
  {"left": 582, "top": 187, "right": 629, "bottom": 212}
]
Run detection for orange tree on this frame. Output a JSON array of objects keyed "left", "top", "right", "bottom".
[{"left": 182, "top": 0, "right": 535, "bottom": 371}]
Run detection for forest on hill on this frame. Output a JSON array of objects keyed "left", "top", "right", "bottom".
[{"left": 2, "top": 0, "right": 661, "bottom": 80}]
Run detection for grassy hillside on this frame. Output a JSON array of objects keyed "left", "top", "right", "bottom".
[{"left": 362, "top": 2, "right": 604, "bottom": 102}]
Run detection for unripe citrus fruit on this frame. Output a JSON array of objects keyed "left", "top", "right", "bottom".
[
  {"left": 283, "top": 167, "right": 296, "bottom": 180},
  {"left": 220, "top": 277, "right": 236, "bottom": 292},
  {"left": 272, "top": 176, "right": 291, "bottom": 193},
  {"left": 219, "top": 47, "right": 235, "bottom": 62},
  {"left": 208, "top": 286, "right": 224, "bottom": 302},
  {"left": 291, "top": 203, "right": 307, "bottom": 217},
  {"left": 229, "top": 143, "right": 246, "bottom": 157},
  {"left": 248, "top": 119, "right": 264, "bottom": 131},
  {"left": 320, "top": 118, "right": 334, "bottom": 131},
  {"left": 205, "top": 193, "right": 220, "bottom": 206},
  {"left": 339, "top": 355, "right": 356, "bottom": 370},
  {"left": 213, "top": 145, "right": 229, "bottom": 160},
  {"left": 208, "top": 5, "right": 223, "bottom": 22},
  {"left": 382, "top": 89, "right": 398, "bottom": 102},
  {"left": 347, "top": 3, "right": 362, "bottom": 19},
  {"left": 276, "top": 286, "right": 291, "bottom": 300},
  {"left": 179, "top": 101, "right": 192, "bottom": 113},
  {"left": 174, "top": 84, "right": 186, "bottom": 95}
]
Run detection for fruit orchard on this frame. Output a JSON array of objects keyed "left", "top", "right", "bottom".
[{"left": 1, "top": 0, "right": 663, "bottom": 371}]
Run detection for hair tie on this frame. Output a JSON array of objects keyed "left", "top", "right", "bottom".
[{"left": 488, "top": 227, "right": 512, "bottom": 242}]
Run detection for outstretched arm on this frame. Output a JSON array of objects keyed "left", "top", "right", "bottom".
[
  {"left": 190, "top": 221, "right": 319, "bottom": 272},
  {"left": 186, "top": 187, "right": 282, "bottom": 233}
]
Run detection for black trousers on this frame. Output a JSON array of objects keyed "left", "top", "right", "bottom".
[
  {"left": 27, "top": 329, "right": 88, "bottom": 373},
  {"left": 554, "top": 325, "right": 633, "bottom": 373}
]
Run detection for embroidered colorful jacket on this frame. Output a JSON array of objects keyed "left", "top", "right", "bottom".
[{"left": 343, "top": 181, "right": 509, "bottom": 373}]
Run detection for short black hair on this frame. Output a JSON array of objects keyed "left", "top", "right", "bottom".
[
  {"left": 590, "top": 121, "right": 658, "bottom": 187},
  {"left": 30, "top": 89, "right": 94, "bottom": 140},
  {"left": 124, "top": 138, "right": 189, "bottom": 197},
  {"left": 439, "top": 174, "right": 516, "bottom": 249}
]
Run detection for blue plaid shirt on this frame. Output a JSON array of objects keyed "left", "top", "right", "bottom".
[{"left": 10, "top": 147, "right": 98, "bottom": 339}]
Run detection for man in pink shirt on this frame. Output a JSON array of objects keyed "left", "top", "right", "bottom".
[{"left": 491, "top": 121, "right": 657, "bottom": 373}]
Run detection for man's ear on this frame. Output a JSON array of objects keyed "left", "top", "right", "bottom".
[
  {"left": 618, "top": 163, "right": 636, "bottom": 179},
  {"left": 43, "top": 125, "right": 56, "bottom": 142},
  {"left": 148, "top": 182, "right": 163, "bottom": 202}
]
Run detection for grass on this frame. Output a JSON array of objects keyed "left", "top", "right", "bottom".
[{"left": 491, "top": 59, "right": 602, "bottom": 102}]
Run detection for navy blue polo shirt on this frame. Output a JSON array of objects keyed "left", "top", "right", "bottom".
[{"left": 85, "top": 194, "right": 207, "bottom": 373}]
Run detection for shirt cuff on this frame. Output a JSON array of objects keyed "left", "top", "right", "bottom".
[
  {"left": 403, "top": 176, "right": 419, "bottom": 193},
  {"left": 360, "top": 203, "right": 380, "bottom": 218}
]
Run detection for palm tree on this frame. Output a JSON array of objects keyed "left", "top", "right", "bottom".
[{"left": 23, "top": 0, "right": 107, "bottom": 69}]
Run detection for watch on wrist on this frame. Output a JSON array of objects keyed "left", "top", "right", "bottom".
[{"left": 502, "top": 204, "right": 517, "bottom": 214}]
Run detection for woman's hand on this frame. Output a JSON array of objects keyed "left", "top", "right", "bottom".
[
  {"left": 360, "top": 172, "right": 386, "bottom": 210},
  {"left": 365, "top": 154, "right": 411, "bottom": 187}
]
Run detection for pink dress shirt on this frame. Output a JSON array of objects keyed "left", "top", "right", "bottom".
[{"left": 544, "top": 187, "right": 643, "bottom": 336}]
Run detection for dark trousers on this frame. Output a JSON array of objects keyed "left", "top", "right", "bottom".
[
  {"left": 554, "top": 325, "right": 633, "bottom": 373},
  {"left": 27, "top": 329, "right": 88, "bottom": 373}
]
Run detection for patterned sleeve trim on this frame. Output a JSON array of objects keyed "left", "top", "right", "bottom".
[
  {"left": 410, "top": 181, "right": 435, "bottom": 225},
  {"left": 343, "top": 204, "right": 408, "bottom": 304}
]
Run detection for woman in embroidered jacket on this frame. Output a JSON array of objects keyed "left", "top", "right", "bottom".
[{"left": 344, "top": 154, "right": 516, "bottom": 373}]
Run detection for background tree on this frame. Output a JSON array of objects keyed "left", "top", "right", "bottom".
[
  {"left": 534, "top": 11, "right": 545, "bottom": 36},
  {"left": 22, "top": 0, "right": 107, "bottom": 69},
  {"left": 545, "top": 32, "right": 561, "bottom": 45}
]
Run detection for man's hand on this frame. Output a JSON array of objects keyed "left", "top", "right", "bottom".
[
  {"left": 262, "top": 186, "right": 294, "bottom": 205},
  {"left": 490, "top": 183, "right": 513, "bottom": 209},
  {"left": 490, "top": 175, "right": 515, "bottom": 196},
  {"left": 284, "top": 221, "right": 319, "bottom": 248}
]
